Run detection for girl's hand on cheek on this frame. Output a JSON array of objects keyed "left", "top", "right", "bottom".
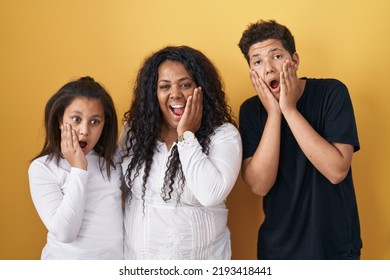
[{"left": 60, "top": 123, "right": 88, "bottom": 170}]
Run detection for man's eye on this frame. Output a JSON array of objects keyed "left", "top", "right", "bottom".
[
  {"left": 254, "top": 60, "right": 261, "bottom": 66},
  {"left": 273, "top": 54, "right": 282, "bottom": 59}
]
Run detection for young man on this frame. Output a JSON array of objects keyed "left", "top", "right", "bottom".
[{"left": 238, "top": 20, "right": 362, "bottom": 259}]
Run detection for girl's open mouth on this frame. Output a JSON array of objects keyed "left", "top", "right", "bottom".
[{"left": 79, "top": 141, "right": 87, "bottom": 148}]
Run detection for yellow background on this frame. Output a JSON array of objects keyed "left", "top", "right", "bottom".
[{"left": 1, "top": 0, "right": 389, "bottom": 259}]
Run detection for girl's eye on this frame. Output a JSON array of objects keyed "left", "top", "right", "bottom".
[
  {"left": 91, "top": 119, "right": 100, "bottom": 126},
  {"left": 71, "top": 116, "right": 81, "bottom": 123}
]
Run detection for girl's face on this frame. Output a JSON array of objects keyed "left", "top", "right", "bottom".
[
  {"left": 61, "top": 97, "right": 105, "bottom": 155},
  {"left": 157, "top": 60, "right": 197, "bottom": 132}
]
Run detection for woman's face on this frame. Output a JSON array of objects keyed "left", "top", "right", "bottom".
[{"left": 157, "top": 60, "right": 197, "bottom": 132}]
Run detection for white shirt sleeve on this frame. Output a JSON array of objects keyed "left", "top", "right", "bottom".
[
  {"left": 28, "top": 158, "right": 88, "bottom": 243},
  {"left": 177, "top": 123, "right": 242, "bottom": 207}
]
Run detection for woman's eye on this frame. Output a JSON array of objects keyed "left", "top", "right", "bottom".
[
  {"left": 181, "top": 83, "right": 192, "bottom": 89},
  {"left": 159, "top": 84, "right": 170, "bottom": 90}
]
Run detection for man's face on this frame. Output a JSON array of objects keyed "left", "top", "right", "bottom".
[{"left": 248, "top": 39, "right": 298, "bottom": 99}]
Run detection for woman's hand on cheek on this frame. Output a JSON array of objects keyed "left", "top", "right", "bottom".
[{"left": 177, "top": 87, "right": 203, "bottom": 136}]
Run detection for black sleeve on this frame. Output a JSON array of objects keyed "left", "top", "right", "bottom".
[
  {"left": 239, "top": 96, "right": 266, "bottom": 159},
  {"left": 322, "top": 80, "right": 360, "bottom": 152}
]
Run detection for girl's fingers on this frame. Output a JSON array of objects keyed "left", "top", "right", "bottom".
[
  {"left": 71, "top": 127, "right": 79, "bottom": 148},
  {"left": 61, "top": 123, "right": 79, "bottom": 153},
  {"left": 66, "top": 123, "right": 74, "bottom": 149}
]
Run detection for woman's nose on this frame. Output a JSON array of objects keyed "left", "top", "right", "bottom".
[{"left": 170, "top": 85, "right": 183, "bottom": 98}]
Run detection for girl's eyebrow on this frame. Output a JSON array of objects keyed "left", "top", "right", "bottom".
[
  {"left": 69, "top": 110, "right": 83, "bottom": 114},
  {"left": 69, "top": 110, "right": 104, "bottom": 118}
]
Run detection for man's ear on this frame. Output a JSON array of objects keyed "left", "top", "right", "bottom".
[{"left": 292, "top": 52, "right": 300, "bottom": 69}]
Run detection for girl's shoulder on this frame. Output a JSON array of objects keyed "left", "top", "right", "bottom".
[{"left": 29, "top": 154, "right": 70, "bottom": 175}]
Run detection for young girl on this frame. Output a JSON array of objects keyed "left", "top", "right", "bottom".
[{"left": 28, "top": 76, "right": 123, "bottom": 259}]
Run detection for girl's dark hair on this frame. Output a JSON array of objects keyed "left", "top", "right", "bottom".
[
  {"left": 238, "top": 19, "right": 296, "bottom": 64},
  {"left": 122, "top": 45, "right": 236, "bottom": 203},
  {"left": 33, "top": 76, "right": 118, "bottom": 178}
]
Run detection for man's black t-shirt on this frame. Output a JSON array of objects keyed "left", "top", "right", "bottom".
[{"left": 239, "top": 78, "right": 362, "bottom": 259}]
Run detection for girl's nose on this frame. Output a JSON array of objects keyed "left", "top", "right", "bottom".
[{"left": 79, "top": 124, "right": 89, "bottom": 136}]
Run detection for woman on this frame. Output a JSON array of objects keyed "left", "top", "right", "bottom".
[{"left": 120, "top": 46, "right": 242, "bottom": 259}]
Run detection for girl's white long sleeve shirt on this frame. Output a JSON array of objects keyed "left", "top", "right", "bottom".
[{"left": 28, "top": 150, "right": 123, "bottom": 259}]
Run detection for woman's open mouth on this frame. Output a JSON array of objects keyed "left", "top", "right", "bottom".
[{"left": 170, "top": 105, "right": 185, "bottom": 116}]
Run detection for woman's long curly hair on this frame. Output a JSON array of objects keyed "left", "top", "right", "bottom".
[{"left": 122, "top": 46, "right": 236, "bottom": 203}]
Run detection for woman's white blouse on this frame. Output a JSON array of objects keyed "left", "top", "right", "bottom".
[
  {"left": 28, "top": 151, "right": 124, "bottom": 259},
  {"left": 121, "top": 123, "right": 242, "bottom": 259}
]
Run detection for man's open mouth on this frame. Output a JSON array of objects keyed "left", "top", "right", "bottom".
[{"left": 270, "top": 80, "right": 279, "bottom": 89}]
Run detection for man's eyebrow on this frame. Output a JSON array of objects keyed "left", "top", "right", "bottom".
[
  {"left": 268, "top": 47, "right": 282, "bottom": 53},
  {"left": 250, "top": 47, "right": 283, "bottom": 60}
]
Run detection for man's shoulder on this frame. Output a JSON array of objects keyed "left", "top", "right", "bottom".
[
  {"left": 240, "top": 95, "right": 260, "bottom": 109},
  {"left": 304, "top": 78, "right": 349, "bottom": 98},
  {"left": 306, "top": 77, "right": 346, "bottom": 88}
]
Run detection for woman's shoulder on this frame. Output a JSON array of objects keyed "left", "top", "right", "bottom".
[{"left": 212, "top": 123, "right": 240, "bottom": 139}]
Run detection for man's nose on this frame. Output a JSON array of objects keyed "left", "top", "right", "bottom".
[{"left": 264, "top": 61, "right": 274, "bottom": 75}]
